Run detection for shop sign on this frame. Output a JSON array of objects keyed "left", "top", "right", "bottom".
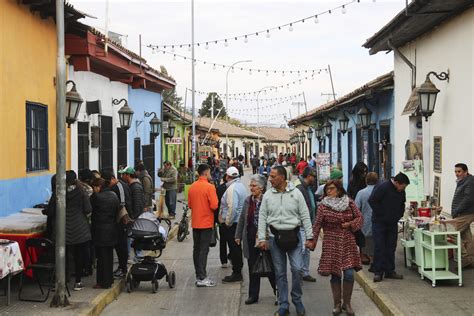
[
  {"left": 433, "top": 136, "right": 442, "bottom": 173},
  {"left": 166, "top": 137, "right": 182, "bottom": 145}
]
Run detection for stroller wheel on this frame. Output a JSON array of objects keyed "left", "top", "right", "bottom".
[
  {"left": 152, "top": 278, "right": 159, "bottom": 293},
  {"left": 126, "top": 274, "right": 134, "bottom": 293},
  {"left": 167, "top": 271, "right": 176, "bottom": 288}
]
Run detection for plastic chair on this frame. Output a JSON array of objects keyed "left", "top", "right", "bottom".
[{"left": 18, "top": 238, "right": 70, "bottom": 302}]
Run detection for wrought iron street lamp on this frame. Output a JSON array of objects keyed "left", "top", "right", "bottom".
[
  {"left": 418, "top": 71, "right": 449, "bottom": 121},
  {"left": 65, "top": 80, "right": 83, "bottom": 127},
  {"left": 306, "top": 127, "right": 313, "bottom": 140},
  {"left": 112, "top": 98, "right": 134, "bottom": 130},
  {"left": 315, "top": 126, "right": 323, "bottom": 141},
  {"left": 145, "top": 111, "right": 161, "bottom": 137},
  {"left": 338, "top": 112, "right": 350, "bottom": 135},
  {"left": 357, "top": 105, "right": 372, "bottom": 129},
  {"left": 299, "top": 132, "right": 305, "bottom": 143},
  {"left": 323, "top": 120, "right": 332, "bottom": 137},
  {"left": 168, "top": 120, "right": 176, "bottom": 137}
]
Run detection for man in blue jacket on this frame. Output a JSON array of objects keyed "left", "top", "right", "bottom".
[{"left": 368, "top": 172, "right": 409, "bottom": 282}]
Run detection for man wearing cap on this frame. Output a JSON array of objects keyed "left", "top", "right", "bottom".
[
  {"left": 219, "top": 166, "right": 248, "bottom": 283},
  {"left": 315, "top": 168, "right": 343, "bottom": 199},
  {"left": 158, "top": 161, "right": 178, "bottom": 219},
  {"left": 297, "top": 166, "right": 318, "bottom": 283},
  {"left": 118, "top": 166, "right": 145, "bottom": 220}
]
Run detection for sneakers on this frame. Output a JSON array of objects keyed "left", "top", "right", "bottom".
[
  {"left": 196, "top": 278, "right": 217, "bottom": 287},
  {"left": 221, "top": 263, "right": 229, "bottom": 268},
  {"left": 73, "top": 282, "right": 84, "bottom": 291},
  {"left": 373, "top": 274, "right": 383, "bottom": 282},
  {"left": 302, "top": 275, "right": 317, "bottom": 282},
  {"left": 222, "top": 273, "right": 243, "bottom": 283},
  {"left": 113, "top": 268, "right": 126, "bottom": 279},
  {"left": 168, "top": 215, "right": 176, "bottom": 220}
]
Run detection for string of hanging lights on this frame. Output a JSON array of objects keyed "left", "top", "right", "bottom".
[
  {"left": 148, "top": 0, "right": 362, "bottom": 51},
  {"left": 151, "top": 48, "right": 327, "bottom": 77},
  {"left": 227, "top": 100, "right": 294, "bottom": 112},
  {"left": 189, "top": 90, "right": 303, "bottom": 102}
]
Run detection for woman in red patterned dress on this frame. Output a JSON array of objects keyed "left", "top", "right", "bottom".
[{"left": 312, "top": 179, "right": 363, "bottom": 316}]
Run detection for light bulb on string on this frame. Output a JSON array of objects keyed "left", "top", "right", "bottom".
[
  {"left": 342, "top": 5, "right": 347, "bottom": 14},
  {"left": 188, "top": 45, "right": 191, "bottom": 51},
  {"left": 266, "top": 30, "right": 270, "bottom": 38},
  {"left": 173, "top": 54, "right": 176, "bottom": 61},
  {"left": 244, "top": 35, "right": 248, "bottom": 43},
  {"left": 231, "top": 67, "right": 234, "bottom": 73},
  {"left": 266, "top": 71, "right": 269, "bottom": 77},
  {"left": 205, "top": 42, "right": 209, "bottom": 49},
  {"left": 282, "top": 71, "right": 285, "bottom": 77},
  {"left": 171, "top": 46, "right": 175, "bottom": 52},
  {"left": 213, "top": 64, "right": 216, "bottom": 70},
  {"left": 224, "top": 39, "right": 228, "bottom": 47},
  {"left": 289, "top": 23, "right": 293, "bottom": 32}
]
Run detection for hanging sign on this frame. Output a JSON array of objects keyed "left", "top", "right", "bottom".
[
  {"left": 433, "top": 136, "right": 442, "bottom": 173},
  {"left": 166, "top": 137, "right": 182, "bottom": 145},
  {"left": 316, "top": 153, "right": 331, "bottom": 181}
]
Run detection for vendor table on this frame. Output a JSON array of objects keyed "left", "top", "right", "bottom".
[
  {"left": 0, "top": 233, "right": 44, "bottom": 278},
  {"left": 402, "top": 228, "right": 462, "bottom": 287},
  {"left": 1, "top": 240, "right": 24, "bottom": 305}
]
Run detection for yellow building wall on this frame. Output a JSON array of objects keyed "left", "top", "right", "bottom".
[{"left": 0, "top": 1, "right": 58, "bottom": 180}]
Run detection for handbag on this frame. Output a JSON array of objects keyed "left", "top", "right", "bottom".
[
  {"left": 251, "top": 250, "right": 274, "bottom": 278},
  {"left": 351, "top": 207, "right": 365, "bottom": 248},
  {"left": 270, "top": 226, "right": 299, "bottom": 251},
  {"left": 209, "top": 226, "right": 217, "bottom": 247}
]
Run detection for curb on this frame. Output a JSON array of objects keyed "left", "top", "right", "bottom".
[
  {"left": 79, "top": 219, "right": 183, "bottom": 316},
  {"left": 355, "top": 271, "right": 403, "bottom": 316}
]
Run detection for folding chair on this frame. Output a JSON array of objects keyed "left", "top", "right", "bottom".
[{"left": 18, "top": 238, "right": 70, "bottom": 302}]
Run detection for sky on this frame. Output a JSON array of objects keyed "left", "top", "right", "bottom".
[{"left": 70, "top": 0, "right": 406, "bottom": 126}]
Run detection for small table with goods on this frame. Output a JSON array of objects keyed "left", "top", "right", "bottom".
[
  {"left": 401, "top": 210, "right": 462, "bottom": 288},
  {"left": 0, "top": 240, "right": 24, "bottom": 305}
]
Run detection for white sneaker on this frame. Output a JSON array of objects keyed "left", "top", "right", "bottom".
[
  {"left": 196, "top": 278, "right": 216, "bottom": 287},
  {"left": 221, "top": 263, "right": 228, "bottom": 268}
]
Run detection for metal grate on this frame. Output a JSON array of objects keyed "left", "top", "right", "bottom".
[
  {"left": 26, "top": 102, "right": 49, "bottom": 172},
  {"left": 99, "top": 116, "right": 113, "bottom": 172},
  {"left": 78, "top": 122, "right": 89, "bottom": 170},
  {"left": 142, "top": 143, "right": 155, "bottom": 186},
  {"left": 117, "top": 128, "right": 127, "bottom": 169}
]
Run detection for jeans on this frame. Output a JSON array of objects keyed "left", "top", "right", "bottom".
[
  {"left": 372, "top": 221, "right": 398, "bottom": 275},
  {"left": 219, "top": 225, "right": 229, "bottom": 265},
  {"left": 95, "top": 246, "right": 114, "bottom": 288},
  {"left": 115, "top": 225, "right": 129, "bottom": 272},
  {"left": 269, "top": 236, "right": 304, "bottom": 311},
  {"left": 224, "top": 223, "right": 243, "bottom": 274},
  {"left": 66, "top": 241, "right": 89, "bottom": 283},
  {"left": 330, "top": 269, "right": 354, "bottom": 283},
  {"left": 300, "top": 229, "right": 311, "bottom": 277},
  {"left": 165, "top": 189, "right": 177, "bottom": 216},
  {"left": 193, "top": 228, "right": 213, "bottom": 280}
]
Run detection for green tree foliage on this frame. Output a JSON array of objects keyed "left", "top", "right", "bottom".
[
  {"left": 199, "top": 92, "right": 227, "bottom": 118},
  {"left": 160, "top": 66, "right": 182, "bottom": 109}
]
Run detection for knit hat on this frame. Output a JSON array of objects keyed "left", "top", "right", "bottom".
[{"left": 330, "top": 168, "right": 343, "bottom": 180}]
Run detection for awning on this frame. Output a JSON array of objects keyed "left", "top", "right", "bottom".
[{"left": 402, "top": 88, "right": 420, "bottom": 116}]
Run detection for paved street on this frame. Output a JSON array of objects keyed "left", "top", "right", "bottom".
[{"left": 102, "top": 170, "right": 381, "bottom": 316}]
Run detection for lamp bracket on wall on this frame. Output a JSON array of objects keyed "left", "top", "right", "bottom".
[{"left": 427, "top": 70, "right": 449, "bottom": 83}]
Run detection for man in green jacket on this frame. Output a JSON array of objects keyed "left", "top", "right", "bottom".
[
  {"left": 159, "top": 161, "right": 178, "bottom": 219},
  {"left": 257, "top": 166, "right": 314, "bottom": 316}
]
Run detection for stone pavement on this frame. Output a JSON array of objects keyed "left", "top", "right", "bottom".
[{"left": 355, "top": 238, "right": 474, "bottom": 316}]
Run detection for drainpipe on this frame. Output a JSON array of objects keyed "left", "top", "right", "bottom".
[{"left": 388, "top": 40, "right": 416, "bottom": 89}]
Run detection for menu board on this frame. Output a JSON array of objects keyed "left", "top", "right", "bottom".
[
  {"left": 316, "top": 153, "right": 331, "bottom": 181},
  {"left": 402, "top": 160, "right": 425, "bottom": 203},
  {"left": 432, "top": 176, "right": 441, "bottom": 207},
  {"left": 433, "top": 136, "right": 442, "bottom": 173}
]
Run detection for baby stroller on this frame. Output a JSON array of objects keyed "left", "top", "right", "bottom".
[{"left": 126, "top": 215, "right": 176, "bottom": 293}]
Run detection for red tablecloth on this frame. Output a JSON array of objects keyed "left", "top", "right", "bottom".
[{"left": 0, "top": 232, "right": 44, "bottom": 278}]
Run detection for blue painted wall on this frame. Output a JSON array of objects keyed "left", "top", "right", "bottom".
[
  {"left": 308, "top": 90, "right": 394, "bottom": 189},
  {"left": 0, "top": 174, "right": 53, "bottom": 217},
  {"left": 127, "top": 87, "right": 163, "bottom": 185}
]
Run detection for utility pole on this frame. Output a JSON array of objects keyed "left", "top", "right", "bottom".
[
  {"left": 292, "top": 101, "right": 304, "bottom": 116},
  {"left": 328, "top": 64, "right": 337, "bottom": 101},
  {"left": 51, "top": 0, "right": 68, "bottom": 307},
  {"left": 191, "top": 0, "right": 196, "bottom": 180}
]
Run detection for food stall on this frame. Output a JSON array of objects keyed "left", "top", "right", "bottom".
[{"left": 400, "top": 208, "right": 462, "bottom": 287}]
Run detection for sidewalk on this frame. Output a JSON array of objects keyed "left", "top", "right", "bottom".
[
  {"left": 0, "top": 191, "right": 186, "bottom": 316},
  {"left": 355, "top": 237, "right": 474, "bottom": 316}
]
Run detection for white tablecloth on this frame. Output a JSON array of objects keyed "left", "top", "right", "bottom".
[{"left": 0, "top": 241, "right": 24, "bottom": 279}]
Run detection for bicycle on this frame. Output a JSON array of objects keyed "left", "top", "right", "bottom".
[{"left": 177, "top": 200, "right": 190, "bottom": 242}]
